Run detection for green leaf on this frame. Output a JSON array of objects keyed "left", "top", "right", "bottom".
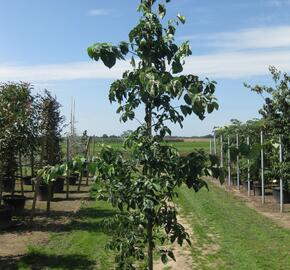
[
  {"left": 119, "top": 41, "right": 129, "bottom": 54},
  {"left": 167, "top": 250, "right": 176, "bottom": 261},
  {"left": 177, "top": 14, "right": 186, "bottom": 24},
  {"left": 158, "top": 4, "right": 166, "bottom": 19},
  {"left": 184, "top": 94, "right": 192, "bottom": 105},
  {"left": 172, "top": 60, "right": 183, "bottom": 74},
  {"left": 207, "top": 103, "right": 214, "bottom": 113},
  {"left": 180, "top": 105, "right": 191, "bottom": 116}
]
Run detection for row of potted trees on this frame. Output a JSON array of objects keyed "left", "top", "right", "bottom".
[
  {"left": 0, "top": 83, "right": 65, "bottom": 229},
  {"left": 214, "top": 67, "right": 290, "bottom": 204}
]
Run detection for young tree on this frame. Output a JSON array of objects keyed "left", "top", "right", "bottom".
[
  {"left": 39, "top": 90, "right": 64, "bottom": 166},
  {"left": 0, "top": 82, "right": 38, "bottom": 185},
  {"left": 88, "top": 0, "right": 222, "bottom": 268},
  {"left": 246, "top": 66, "right": 290, "bottom": 188}
]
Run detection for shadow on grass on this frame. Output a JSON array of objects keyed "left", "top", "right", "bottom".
[
  {"left": 5, "top": 252, "right": 95, "bottom": 270},
  {"left": 0, "top": 207, "right": 119, "bottom": 235}
]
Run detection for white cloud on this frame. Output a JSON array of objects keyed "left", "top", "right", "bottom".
[
  {"left": 180, "top": 26, "right": 290, "bottom": 51},
  {"left": 267, "top": 0, "right": 290, "bottom": 7},
  {"left": 0, "top": 61, "right": 131, "bottom": 82},
  {"left": 184, "top": 50, "right": 290, "bottom": 78},
  {"left": 1, "top": 51, "right": 290, "bottom": 82},
  {"left": 87, "top": 9, "right": 110, "bottom": 16}
]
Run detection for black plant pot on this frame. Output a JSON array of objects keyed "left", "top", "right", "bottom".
[
  {"left": 2, "top": 176, "right": 15, "bottom": 193},
  {"left": 242, "top": 181, "right": 253, "bottom": 190},
  {"left": 0, "top": 206, "right": 12, "bottom": 230},
  {"left": 3, "top": 195, "right": 26, "bottom": 215},
  {"left": 69, "top": 173, "right": 79, "bottom": 185},
  {"left": 53, "top": 177, "right": 65, "bottom": 193},
  {"left": 253, "top": 184, "right": 263, "bottom": 196},
  {"left": 37, "top": 184, "right": 54, "bottom": 201},
  {"left": 23, "top": 176, "right": 33, "bottom": 185},
  {"left": 272, "top": 188, "right": 290, "bottom": 204},
  {"left": 83, "top": 169, "right": 89, "bottom": 178}
]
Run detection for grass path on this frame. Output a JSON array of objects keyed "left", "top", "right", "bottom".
[{"left": 176, "top": 181, "right": 290, "bottom": 270}]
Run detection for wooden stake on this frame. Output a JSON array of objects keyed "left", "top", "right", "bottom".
[
  {"left": 77, "top": 171, "right": 83, "bottom": 192},
  {"left": 46, "top": 181, "right": 52, "bottom": 216},
  {"left": 30, "top": 177, "right": 40, "bottom": 224},
  {"left": 66, "top": 137, "right": 70, "bottom": 200}
]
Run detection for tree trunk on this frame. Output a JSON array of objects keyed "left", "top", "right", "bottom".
[
  {"left": 0, "top": 175, "right": 3, "bottom": 206},
  {"left": 19, "top": 153, "right": 24, "bottom": 196},
  {"left": 145, "top": 103, "right": 153, "bottom": 269},
  {"left": 31, "top": 151, "right": 35, "bottom": 192},
  {"left": 147, "top": 219, "right": 154, "bottom": 270}
]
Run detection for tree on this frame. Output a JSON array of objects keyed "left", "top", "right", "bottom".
[
  {"left": 246, "top": 66, "right": 290, "bottom": 189},
  {"left": 120, "top": 130, "right": 134, "bottom": 138},
  {"left": 88, "top": 0, "right": 222, "bottom": 269},
  {"left": 0, "top": 82, "right": 38, "bottom": 196},
  {"left": 39, "top": 90, "right": 64, "bottom": 166}
]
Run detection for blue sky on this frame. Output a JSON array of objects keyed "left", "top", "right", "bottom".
[{"left": 0, "top": 0, "right": 290, "bottom": 136}]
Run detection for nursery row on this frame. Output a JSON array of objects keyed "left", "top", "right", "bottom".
[{"left": 210, "top": 67, "right": 289, "bottom": 213}]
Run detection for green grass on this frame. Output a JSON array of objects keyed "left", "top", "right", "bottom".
[
  {"left": 166, "top": 140, "right": 209, "bottom": 155},
  {"left": 17, "top": 199, "right": 116, "bottom": 270},
  {"left": 176, "top": 182, "right": 290, "bottom": 270},
  {"left": 15, "top": 178, "right": 290, "bottom": 270},
  {"left": 90, "top": 139, "right": 210, "bottom": 156}
]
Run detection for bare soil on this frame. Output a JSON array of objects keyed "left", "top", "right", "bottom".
[
  {"left": 154, "top": 215, "right": 194, "bottom": 270},
  {"left": 0, "top": 181, "right": 90, "bottom": 259}
]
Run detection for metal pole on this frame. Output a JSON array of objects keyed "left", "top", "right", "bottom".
[
  {"left": 214, "top": 134, "right": 217, "bottom": 156},
  {"left": 279, "top": 136, "right": 283, "bottom": 213},
  {"left": 236, "top": 134, "right": 240, "bottom": 190},
  {"left": 228, "top": 135, "right": 231, "bottom": 186},
  {"left": 220, "top": 135, "right": 223, "bottom": 167},
  {"left": 247, "top": 136, "right": 250, "bottom": 197},
  {"left": 66, "top": 137, "right": 70, "bottom": 200},
  {"left": 261, "top": 131, "right": 265, "bottom": 204},
  {"left": 210, "top": 138, "right": 212, "bottom": 155}
]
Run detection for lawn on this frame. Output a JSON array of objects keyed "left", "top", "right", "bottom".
[
  {"left": 17, "top": 197, "right": 116, "bottom": 270},
  {"left": 177, "top": 181, "right": 290, "bottom": 270},
  {"left": 16, "top": 178, "right": 290, "bottom": 270}
]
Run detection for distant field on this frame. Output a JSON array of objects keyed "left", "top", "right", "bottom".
[{"left": 89, "top": 138, "right": 210, "bottom": 156}]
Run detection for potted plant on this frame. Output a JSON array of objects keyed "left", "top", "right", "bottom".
[
  {"left": 0, "top": 205, "right": 12, "bottom": 230},
  {"left": 38, "top": 90, "right": 64, "bottom": 195},
  {"left": 272, "top": 161, "right": 290, "bottom": 203},
  {"left": 2, "top": 194, "right": 26, "bottom": 215},
  {"left": 272, "top": 181, "right": 290, "bottom": 203},
  {"left": 247, "top": 67, "right": 290, "bottom": 203},
  {"left": 0, "top": 83, "right": 38, "bottom": 216},
  {"left": 36, "top": 164, "right": 65, "bottom": 201}
]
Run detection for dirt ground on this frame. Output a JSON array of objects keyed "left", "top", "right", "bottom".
[
  {"left": 0, "top": 181, "right": 90, "bottom": 259},
  {"left": 154, "top": 215, "right": 194, "bottom": 270}
]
